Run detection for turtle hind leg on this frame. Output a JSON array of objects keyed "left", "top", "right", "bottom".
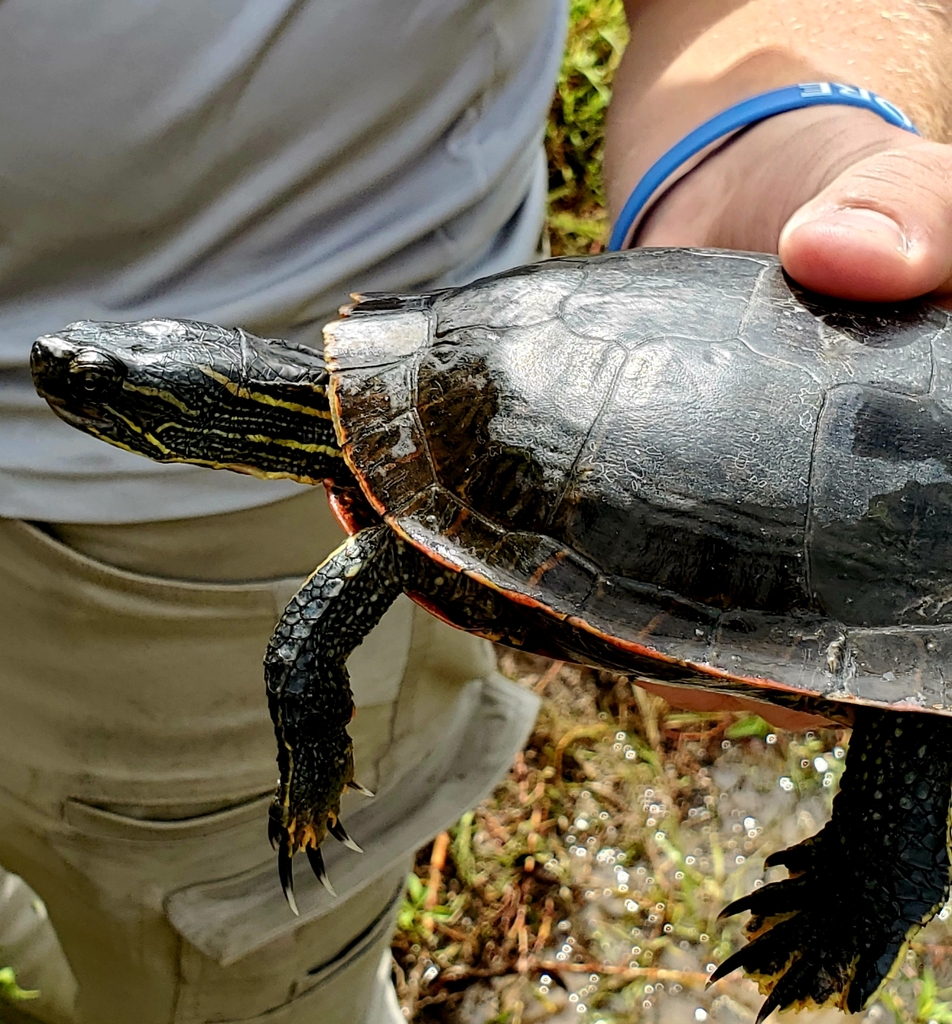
[
  {"left": 264, "top": 525, "right": 404, "bottom": 908},
  {"left": 716, "top": 707, "right": 952, "bottom": 1018}
]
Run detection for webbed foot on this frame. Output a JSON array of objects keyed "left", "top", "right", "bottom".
[
  {"left": 713, "top": 709, "right": 952, "bottom": 1020},
  {"left": 713, "top": 835, "right": 876, "bottom": 1020}
]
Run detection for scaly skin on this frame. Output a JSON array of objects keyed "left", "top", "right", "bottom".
[
  {"left": 714, "top": 707, "right": 952, "bottom": 1020},
  {"left": 264, "top": 526, "right": 401, "bottom": 913}
]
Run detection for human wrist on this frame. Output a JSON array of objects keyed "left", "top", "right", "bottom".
[
  {"left": 606, "top": 0, "right": 952, "bottom": 214},
  {"left": 631, "top": 104, "right": 920, "bottom": 252},
  {"left": 604, "top": 45, "right": 830, "bottom": 218}
]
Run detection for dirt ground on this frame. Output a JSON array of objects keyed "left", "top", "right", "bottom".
[{"left": 391, "top": 654, "right": 952, "bottom": 1024}]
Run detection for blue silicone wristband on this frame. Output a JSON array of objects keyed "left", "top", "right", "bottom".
[{"left": 608, "top": 82, "right": 920, "bottom": 251}]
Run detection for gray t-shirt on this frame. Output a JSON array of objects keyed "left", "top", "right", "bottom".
[{"left": 0, "top": 0, "right": 566, "bottom": 523}]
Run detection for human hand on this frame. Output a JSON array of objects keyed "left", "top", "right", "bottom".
[{"left": 634, "top": 104, "right": 952, "bottom": 303}]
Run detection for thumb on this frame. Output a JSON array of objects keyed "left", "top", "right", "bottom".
[{"left": 779, "top": 141, "right": 952, "bottom": 302}]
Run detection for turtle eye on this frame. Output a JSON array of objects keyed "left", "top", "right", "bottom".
[{"left": 69, "top": 349, "right": 125, "bottom": 399}]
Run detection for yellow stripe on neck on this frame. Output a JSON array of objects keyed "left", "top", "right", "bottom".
[
  {"left": 200, "top": 367, "right": 331, "bottom": 418},
  {"left": 246, "top": 434, "right": 342, "bottom": 457}
]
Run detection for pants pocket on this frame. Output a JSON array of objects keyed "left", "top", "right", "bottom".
[
  {"left": 6, "top": 794, "right": 283, "bottom": 1024},
  {"left": 0, "top": 515, "right": 416, "bottom": 816},
  {"left": 171, "top": 865, "right": 407, "bottom": 1024},
  {"left": 33, "top": 794, "right": 406, "bottom": 1024}
]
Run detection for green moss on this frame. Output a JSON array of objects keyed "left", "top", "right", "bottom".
[{"left": 546, "top": 0, "right": 628, "bottom": 256}]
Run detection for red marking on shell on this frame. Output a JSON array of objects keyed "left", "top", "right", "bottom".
[
  {"left": 325, "top": 483, "right": 359, "bottom": 535},
  {"left": 527, "top": 550, "right": 569, "bottom": 588},
  {"left": 326, "top": 481, "right": 380, "bottom": 534},
  {"left": 387, "top": 520, "right": 952, "bottom": 717}
]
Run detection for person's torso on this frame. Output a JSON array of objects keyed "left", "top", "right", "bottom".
[{"left": 0, "top": 0, "right": 565, "bottom": 522}]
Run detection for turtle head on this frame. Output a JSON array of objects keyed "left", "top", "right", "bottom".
[
  {"left": 31, "top": 319, "right": 234, "bottom": 448},
  {"left": 31, "top": 318, "right": 347, "bottom": 484},
  {"left": 31, "top": 325, "right": 128, "bottom": 431}
]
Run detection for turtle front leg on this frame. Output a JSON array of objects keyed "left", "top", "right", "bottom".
[
  {"left": 264, "top": 525, "right": 404, "bottom": 914},
  {"left": 713, "top": 707, "right": 952, "bottom": 1021}
]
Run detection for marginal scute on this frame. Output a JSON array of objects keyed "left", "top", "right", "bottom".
[{"left": 324, "top": 309, "right": 430, "bottom": 371}]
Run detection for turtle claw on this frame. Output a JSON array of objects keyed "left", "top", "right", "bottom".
[
  {"left": 712, "top": 877, "right": 867, "bottom": 1019},
  {"left": 707, "top": 946, "right": 749, "bottom": 986},
  {"left": 328, "top": 817, "right": 363, "bottom": 853},
  {"left": 718, "top": 875, "right": 809, "bottom": 921},
  {"left": 268, "top": 814, "right": 281, "bottom": 852},
  {"left": 278, "top": 846, "right": 299, "bottom": 917},
  {"left": 754, "top": 968, "right": 801, "bottom": 1024},
  {"left": 717, "top": 893, "right": 754, "bottom": 921},
  {"left": 347, "top": 779, "right": 375, "bottom": 798},
  {"left": 306, "top": 845, "right": 337, "bottom": 897},
  {"left": 764, "top": 840, "right": 816, "bottom": 873}
]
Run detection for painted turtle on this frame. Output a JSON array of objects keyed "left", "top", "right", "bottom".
[{"left": 30, "top": 248, "right": 952, "bottom": 1019}]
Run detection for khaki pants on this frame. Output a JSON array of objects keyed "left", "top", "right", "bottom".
[{"left": 0, "top": 488, "right": 538, "bottom": 1024}]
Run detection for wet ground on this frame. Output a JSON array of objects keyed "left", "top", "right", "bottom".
[{"left": 392, "top": 654, "right": 952, "bottom": 1024}]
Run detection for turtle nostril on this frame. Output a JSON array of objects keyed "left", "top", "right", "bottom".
[
  {"left": 31, "top": 335, "right": 73, "bottom": 379},
  {"left": 30, "top": 338, "right": 51, "bottom": 375},
  {"left": 29, "top": 346, "right": 46, "bottom": 379},
  {"left": 31, "top": 337, "right": 69, "bottom": 394}
]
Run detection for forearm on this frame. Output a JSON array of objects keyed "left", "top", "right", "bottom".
[{"left": 605, "top": 0, "right": 952, "bottom": 217}]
